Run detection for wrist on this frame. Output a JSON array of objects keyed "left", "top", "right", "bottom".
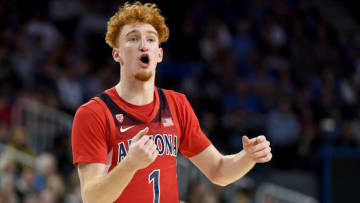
[
  {"left": 240, "top": 150, "right": 256, "bottom": 164},
  {"left": 122, "top": 157, "right": 139, "bottom": 172}
]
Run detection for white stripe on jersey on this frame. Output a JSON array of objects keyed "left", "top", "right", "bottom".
[{"left": 104, "top": 149, "right": 113, "bottom": 175}]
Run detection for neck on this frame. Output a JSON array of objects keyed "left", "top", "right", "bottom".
[{"left": 115, "top": 78, "right": 155, "bottom": 106}]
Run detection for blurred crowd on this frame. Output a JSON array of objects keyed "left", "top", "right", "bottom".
[{"left": 1, "top": 0, "right": 360, "bottom": 202}]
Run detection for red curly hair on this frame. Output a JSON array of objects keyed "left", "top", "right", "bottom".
[{"left": 105, "top": 2, "right": 169, "bottom": 48}]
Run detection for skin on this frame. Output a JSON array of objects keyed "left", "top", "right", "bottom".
[
  {"left": 77, "top": 22, "right": 272, "bottom": 203},
  {"left": 112, "top": 23, "right": 163, "bottom": 106}
]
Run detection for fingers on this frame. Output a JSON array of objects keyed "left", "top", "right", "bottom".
[
  {"left": 147, "top": 139, "right": 158, "bottom": 162},
  {"left": 247, "top": 140, "right": 270, "bottom": 153},
  {"left": 255, "top": 135, "right": 266, "bottom": 144},
  {"left": 134, "top": 137, "right": 158, "bottom": 162},
  {"left": 144, "top": 138, "right": 156, "bottom": 150},
  {"left": 251, "top": 146, "right": 271, "bottom": 158},
  {"left": 132, "top": 127, "right": 149, "bottom": 142},
  {"left": 244, "top": 135, "right": 272, "bottom": 163},
  {"left": 242, "top": 135, "right": 256, "bottom": 148},
  {"left": 242, "top": 136, "right": 250, "bottom": 146},
  {"left": 151, "top": 146, "right": 159, "bottom": 160},
  {"left": 144, "top": 137, "right": 158, "bottom": 153},
  {"left": 255, "top": 153, "right": 272, "bottom": 163},
  {"left": 136, "top": 134, "right": 150, "bottom": 146},
  {"left": 126, "top": 127, "right": 158, "bottom": 170}
]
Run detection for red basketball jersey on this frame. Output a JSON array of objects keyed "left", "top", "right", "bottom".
[{"left": 72, "top": 87, "right": 211, "bottom": 203}]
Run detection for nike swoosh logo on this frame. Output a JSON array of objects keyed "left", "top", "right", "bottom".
[{"left": 120, "top": 125, "right": 135, "bottom": 133}]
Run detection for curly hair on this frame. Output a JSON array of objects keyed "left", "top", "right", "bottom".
[{"left": 105, "top": 2, "right": 169, "bottom": 48}]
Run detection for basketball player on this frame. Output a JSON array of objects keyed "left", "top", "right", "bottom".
[{"left": 72, "top": 2, "right": 272, "bottom": 203}]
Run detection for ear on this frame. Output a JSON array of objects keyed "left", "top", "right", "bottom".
[
  {"left": 157, "top": 47, "right": 163, "bottom": 63},
  {"left": 112, "top": 48, "right": 123, "bottom": 65}
]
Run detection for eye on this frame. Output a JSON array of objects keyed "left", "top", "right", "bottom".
[
  {"left": 147, "top": 36, "right": 158, "bottom": 43},
  {"left": 129, "top": 37, "right": 138, "bottom": 42}
]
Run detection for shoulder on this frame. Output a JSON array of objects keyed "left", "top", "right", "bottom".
[
  {"left": 160, "top": 88, "right": 195, "bottom": 121},
  {"left": 74, "top": 97, "right": 107, "bottom": 121},
  {"left": 72, "top": 96, "right": 109, "bottom": 137},
  {"left": 161, "top": 88, "right": 188, "bottom": 103}
]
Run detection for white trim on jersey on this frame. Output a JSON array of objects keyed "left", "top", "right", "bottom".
[{"left": 104, "top": 149, "right": 113, "bottom": 175}]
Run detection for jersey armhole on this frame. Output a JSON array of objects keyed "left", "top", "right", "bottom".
[
  {"left": 92, "top": 97, "right": 112, "bottom": 144},
  {"left": 161, "top": 90, "right": 186, "bottom": 143}
]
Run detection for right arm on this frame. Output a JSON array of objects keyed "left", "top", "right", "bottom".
[
  {"left": 78, "top": 161, "right": 136, "bottom": 203},
  {"left": 77, "top": 127, "right": 158, "bottom": 203}
]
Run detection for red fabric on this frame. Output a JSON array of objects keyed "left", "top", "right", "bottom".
[
  {"left": 72, "top": 87, "right": 211, "bottom": 203},
  {"left": 111, "top": 88, "right": 156, "bottom": 118}
]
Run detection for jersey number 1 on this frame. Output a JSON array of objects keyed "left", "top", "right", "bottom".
[{"left": 149, "top": 169, "right": 160, "bottom": 203}]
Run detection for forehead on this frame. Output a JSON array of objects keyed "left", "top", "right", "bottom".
[{"left": 120, "top": 23, "right": 158, "bottom": 36}]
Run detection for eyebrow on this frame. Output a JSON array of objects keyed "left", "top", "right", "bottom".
[{"left": 125, "top": 30, "right": 158, "bottom": 37}]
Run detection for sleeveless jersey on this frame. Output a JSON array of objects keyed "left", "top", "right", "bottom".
[{"left": 72, "top": 87, "right": 211, "bottom": 203}]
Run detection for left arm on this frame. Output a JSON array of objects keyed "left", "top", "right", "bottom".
[{"left": 189, "top": 135, "right": 272, "bottom": 186}]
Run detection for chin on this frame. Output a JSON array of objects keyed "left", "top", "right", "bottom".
[{"left": 134, "top": 71, "right": 152, "bottom": 81}]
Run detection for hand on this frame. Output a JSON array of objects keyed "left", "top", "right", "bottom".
[
  {"left": 242, "top": 135, "right": 272, "bottom": 163},
  {"left": 124, "top": 127, "right": 158, "bottom": 170}
]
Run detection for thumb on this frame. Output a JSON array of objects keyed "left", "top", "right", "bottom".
[
  {"left": 242, "top": 135, "right": 251, "bottom": 147},
  {"left": 132, "top": 127, "right": 149, "bottom": 142}
]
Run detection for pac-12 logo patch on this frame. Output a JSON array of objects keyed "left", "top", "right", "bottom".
[{"left": 116, "top": 114, "right": 124, "bottom": 123}]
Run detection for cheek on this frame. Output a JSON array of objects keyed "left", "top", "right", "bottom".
[
  {"left": 152, "top": 49, "right": 161, "bottom": 62},
  {"left": 122, "top": 47, "right": 136, "bottom": 63}
]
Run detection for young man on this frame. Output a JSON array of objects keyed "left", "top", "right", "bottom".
[{"left": 72, "top": 2, "right": 272, "bottom": 203}]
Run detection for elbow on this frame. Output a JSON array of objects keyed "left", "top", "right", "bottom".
[
  {"left": 212, "top": 181, "right": 229, "bottom": 187},
  {"left": 207, "top": 158, "right": 230, "bottom": 187},
  {"left": 84, "top": 193, "right": 106, "bottom": 203},
  {"left": 83, "top": 187, "right": 110, "bottom": 203},
  {"left": 83, "top": 190, "right": 96, "bottom": 203},
  {"left": 209, "top": 174, "right": 230, "bottom": 187}
]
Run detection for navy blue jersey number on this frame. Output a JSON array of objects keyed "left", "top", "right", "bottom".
[{"left": 149, "top": 169, "right": 160, "bottom": 203}]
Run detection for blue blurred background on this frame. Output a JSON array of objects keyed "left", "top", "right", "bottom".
[{"left": 0, "top": 0, "right": 360, "bottom": 202}]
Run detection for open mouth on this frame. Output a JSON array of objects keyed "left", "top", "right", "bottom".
[{"left": 140, "top": 55, "right": 149, "bottom": 64}]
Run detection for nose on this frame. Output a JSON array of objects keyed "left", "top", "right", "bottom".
[{"left": 139, "top": 38, "right": 149, "bottom": 51}]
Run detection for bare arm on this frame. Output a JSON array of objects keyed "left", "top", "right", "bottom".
[
  {"left": 77, "top": 127, "right": 158, "bottom": 203},
  {"left": 190, "top": 135, "right": 272, "bottom": 186},
  {"left": 78, "top": 160, "right": 136, "bottom": 203}
]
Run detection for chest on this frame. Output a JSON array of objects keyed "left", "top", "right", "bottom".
[{"left": 110, "top": 118, "right": 180, "bottom": 160}]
